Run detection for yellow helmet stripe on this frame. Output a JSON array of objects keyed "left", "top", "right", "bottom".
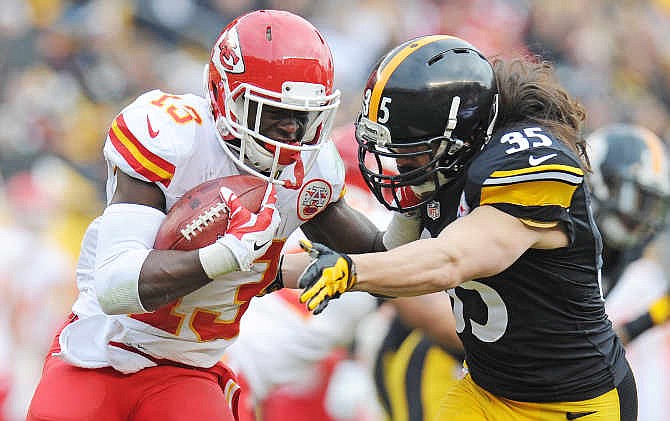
[
  {"left": 369, "top": 35, "right": 455, "bottom": 122},
  {"left": 637, "top": 126, "right": 666, "bottom": 175}
]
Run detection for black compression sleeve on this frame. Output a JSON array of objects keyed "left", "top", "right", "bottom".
[{"left": 621, "top": 313, "right": 654, "bottom": 342}]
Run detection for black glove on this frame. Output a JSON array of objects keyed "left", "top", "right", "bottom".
[{"left": 297, "top": 240, "right": 357, "bottom": 315}]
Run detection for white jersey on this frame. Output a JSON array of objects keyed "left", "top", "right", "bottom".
[
  {"left": 225, "top": 290, "right": 377, "bottom": 401},
  {"left": 60, "top": 90, "right": 345, "bottom": 373},
  {"left": 606, "top": 257, "right": 670, "bottom": 421}
]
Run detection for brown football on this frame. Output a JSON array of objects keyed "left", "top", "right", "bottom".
[{"left": 154, "top": 175, "right": 268, "bottom": 251}]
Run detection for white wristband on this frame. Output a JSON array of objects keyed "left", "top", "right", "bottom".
[
  {"left": 383, "top": 211, "right": 422, "bottom": 250},
  {"left": 199, "top": 241, "right": 241, "bottom": 279}
]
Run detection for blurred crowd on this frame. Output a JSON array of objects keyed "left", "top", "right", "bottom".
[{"left": 2, "top": 0, "right": 670, "bottom": 419}]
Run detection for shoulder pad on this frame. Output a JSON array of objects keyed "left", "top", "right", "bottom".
[
  {"left": 466, "top": 124, "right": 584, "bottom": 210},
  {"left": 304, "top": 140, "right": 346, "bottom": 199},
  {"left": 103, "top": 90, "right": 202, "bottom": 186},
  {"left": 316, "top": 140, "right": 346, "bottom": 184}
]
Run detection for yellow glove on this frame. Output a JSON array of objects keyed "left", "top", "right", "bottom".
[{"left": 298, "top": 240, "right": 357, "bottom": 314}]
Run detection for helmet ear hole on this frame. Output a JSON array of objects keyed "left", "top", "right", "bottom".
[{"left": 427, "top": 53, "right": 445, "bottom": 66}]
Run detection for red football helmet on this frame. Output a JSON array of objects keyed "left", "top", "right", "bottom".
[{"left": 206, "top": 10, "right": 341, "bottom": 189}]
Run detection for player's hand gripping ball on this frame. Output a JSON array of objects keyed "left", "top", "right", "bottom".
[{"left": 154, "top": 175, "right": 269, "bottom": 251}]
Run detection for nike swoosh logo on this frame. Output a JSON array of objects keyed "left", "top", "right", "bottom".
[
  {"left": 566, "top": 410, "right": 597, "bottom": 420},
  {"left": 528, "top": 153, "right": 557, "bottom": 166},
  {"left": 254, "top": 240, "right": 271, "bottom": 251},
  {"left": 147, "top": 115, "right": 160, "bottom": 138}
]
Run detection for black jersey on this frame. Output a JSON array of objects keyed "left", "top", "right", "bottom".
[{"left": 422, "top": 123, "right": 628, "bottom": 402}]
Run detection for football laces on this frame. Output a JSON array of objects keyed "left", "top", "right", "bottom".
[{"left": 180, "top": 202, "right": 230, "bottom": 241}]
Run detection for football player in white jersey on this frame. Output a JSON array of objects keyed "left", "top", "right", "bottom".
[
  {"left": 27, "top": 10, "right": 384, "bottom": 421},
  {"left": 223, "top": 125, "right": 389, "bottom": 421},
  {"left": 227, "top": 288, "right": 379, "bottom": 421}
]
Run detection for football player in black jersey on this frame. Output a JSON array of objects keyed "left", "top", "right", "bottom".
[
  {"left": 588, "top": 124, "right": 670, "bottom": 420},
  {"left": 587, "top": 124, "right": 670, "bottom": 347},
  {"left": 588, "top": 124, "right": 670, "bottom": 299},
  {"left": 588, "top": 124, "right": 670, "bottom": 344},
  {"left": 288, "top": 35, "right": 638, "bottom": 420}
]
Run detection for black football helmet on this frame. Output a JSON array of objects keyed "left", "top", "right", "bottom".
[
  {"left": 355, "top": 35, "right": 498, "bottom": 212},
  {"left": 588, "top": 124, "right": 670, "bottom": 251}
]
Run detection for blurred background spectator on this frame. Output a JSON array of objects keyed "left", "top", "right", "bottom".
[{"left": 2, "top": 0, "right": 670, "bottom": 419}]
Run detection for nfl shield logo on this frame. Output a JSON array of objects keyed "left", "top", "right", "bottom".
[{"left": 426, "top": 200, "right": 440, "bottom": 220}]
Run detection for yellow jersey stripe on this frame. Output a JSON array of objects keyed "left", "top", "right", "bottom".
[
  {"left": 481, "top": 180, "right": 579, "bottom": 208},
  {"left": 369, "top": 35, "right": 455, "bottom": 122},
  {"left": 110, "top": 121, "right": 174, "bottom": 181},
  {"left": 519, "top": 219, "right": 560, "bottom": 228}
]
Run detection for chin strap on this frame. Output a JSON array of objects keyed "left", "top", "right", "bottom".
[
  {"left": 409, "top": 172, "right": 450, "bottom": 198},
  {"left": 216, "top": 115, "right": 307, "bottom": 190}
]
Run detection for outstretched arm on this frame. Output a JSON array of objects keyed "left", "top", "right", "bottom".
[
  {"left": 615, "top": 293, "right": 670, "bottom": 345},
  {"left": 352, "top": 206, "right": 556, "bottom": 296},
  {"left": 299, "top": 205, "right": 568, "bottom": 311},
  {"left": 300, "top": 198, "right": 386, "bottom": 254}
]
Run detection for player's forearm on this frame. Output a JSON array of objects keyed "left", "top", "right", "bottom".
[
  {"left": 301, "top": 199, "right": 386, "bottom": 254},
  {"left": 617, "top": 293, "right": 670, "bottom": 345},
  {"left": 352, "top": 238, "right": 461, "bottom": 296},
  {"left": 280, "top": 253, "right": 315, "bottom": 289},
  {"left": 138, "top": 239, "right": 246, "bottom": 310},
  {"left": 138, "top": 249, "right": 214, "bottom": 311}
]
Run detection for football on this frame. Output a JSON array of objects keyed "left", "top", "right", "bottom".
[{"left": 154, "top": 175, "right": 268, "bottom": 251}]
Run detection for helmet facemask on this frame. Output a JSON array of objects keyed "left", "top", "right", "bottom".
[
  {"left": 592, "top": 172, "right": 670, "bottom": 249},
  {"left": 356, "top": 93, "right": 498, "bottom": 212},
  {"left": 213, "top": 75, "right": 340, "bottom": 189},
  {"left": 357, "top": 121, "right": 462, "bottom": 211},
  {"left": 205, "top": 10, "right": 341, "bottom": 189},
  {"left": 588, "top": 124, "right": 670, "bottom": 250}
]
